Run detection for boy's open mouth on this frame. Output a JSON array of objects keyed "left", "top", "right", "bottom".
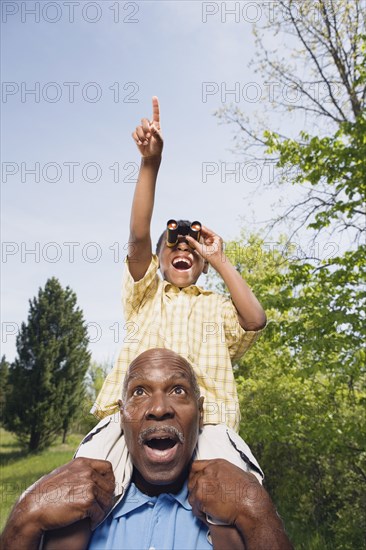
[{"left": 172, "top": 257, "right": 192, "bottom": 271}]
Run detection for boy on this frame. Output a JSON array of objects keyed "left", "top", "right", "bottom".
[{"left": 92, "top": 96, "right": 266, "bottom": 431}]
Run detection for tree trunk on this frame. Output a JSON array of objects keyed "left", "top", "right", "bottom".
[{"left": 29, "top": 429, "right": 40, "bottom": 452}]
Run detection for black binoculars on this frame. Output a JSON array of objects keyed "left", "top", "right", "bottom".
[{"left": 166, "top": 220, "right": 202, "bottom": 248}]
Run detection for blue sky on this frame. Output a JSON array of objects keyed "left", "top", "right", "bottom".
[{"left": 1, "top": 1, "right": 322, "bottom": 364}]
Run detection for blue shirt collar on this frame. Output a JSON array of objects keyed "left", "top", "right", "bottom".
[{"left": 113, "top": 482, "right": 191, "bottom": 519}]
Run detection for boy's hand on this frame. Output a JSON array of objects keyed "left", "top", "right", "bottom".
[
  {"left": 132, "top": 96, "right": 163, "bottom": 158},
  {"left": 186, "top": 225, "right": 223, "bottom": 268}
]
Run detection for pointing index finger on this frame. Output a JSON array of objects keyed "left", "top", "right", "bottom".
[{"left": 151, "top": 96, "right": 160, "bottom": 127}]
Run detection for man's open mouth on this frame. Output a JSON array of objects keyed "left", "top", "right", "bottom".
[
  {"left": 145, "top": 436, "right": 178, "bottom": 451},
  {"left": 143, "top": 434, "right": 180, "bottom": 462},
  {"left": 139, "top": 426, "right": 184, "bottom": 462},
  {"left": 172, "top": 257, "right": 192, "bottom": 271}
]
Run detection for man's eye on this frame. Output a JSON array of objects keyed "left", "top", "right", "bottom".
[
  {"left": 132, "top": 387, "right": 145, "bottom": 396},
  {"left": 173, "top": 386, "right": 186, "bottom": 395}
]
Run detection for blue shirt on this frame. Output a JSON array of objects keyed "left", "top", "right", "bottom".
[{"left": 88, "top": 482, "right": 212, "bottom": 550}]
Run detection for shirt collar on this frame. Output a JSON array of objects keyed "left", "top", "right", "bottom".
[
  {"left": 162, "top": 279, "right": 211, "bottom": 296},
  {"left": 113, "top": 482, "right": 191, "bottom": 519}
]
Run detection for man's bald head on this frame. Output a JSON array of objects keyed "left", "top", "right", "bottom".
[{"left": 121, "top": 348, "right": 201, "bottom": 402}]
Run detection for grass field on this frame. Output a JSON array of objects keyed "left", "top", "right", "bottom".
[{"left": 0, "top": 428, "right": 84, "bottom": 532}]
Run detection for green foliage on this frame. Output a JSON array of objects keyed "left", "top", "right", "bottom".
[
  {"left": 221, "top": 234, "right": 365, "bottom": 549},
  {"left": 0, "top": 356, "right": 10, "bottom": 425},
  {"left": 264, "top": 113, "right": 366, "bottom": 236},
  {"left": 75, "top": 361, "right": 112, "bottom": 434},
  {"left": 215, "top": 4, "right": 365, "bottom": 241},
  {"left": 213, "top": 4, "right": 366, "bottom": 547},
  {"left": 4, "top": 278, "right": 91, "bottom": 451}
]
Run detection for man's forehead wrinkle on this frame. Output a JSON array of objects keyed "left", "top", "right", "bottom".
[
  {"left": 125, "top": 371, "right": 145, "bottom": 384},
  {"left": 127, "top": 351, "right": 192, "bottom": 376},
  {"left": 126, "top": 370, "right": 193, "bottom": 387}
]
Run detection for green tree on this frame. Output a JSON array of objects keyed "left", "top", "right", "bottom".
[
  {"left": 0, "top": 355, "right": 10, "bottom": 425},
  {"left": 213, "top": 3, "right": 366, "bottom": 546},
  {"left": 5, "top": 278, "right": 91, "bottom": 451},
  {"left": 217, "top": 234, "right": 365, "bottom": 549},
  {"left": 216, "top": 0, "right": 365, "bottom": 239},
  {"left": 75, "top": 360, "right": 112, "bottom": 434}
]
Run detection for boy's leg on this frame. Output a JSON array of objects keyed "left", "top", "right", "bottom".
[{"left": 195, "top": 424, "right": 263, "bottom": 481}]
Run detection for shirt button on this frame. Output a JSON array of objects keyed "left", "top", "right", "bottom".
[
  {"left": 148, "top": 501, "right": 154, "bottom": 506},
  {"left": 149, "top": 547, "right": 156, "bottom": 550}
]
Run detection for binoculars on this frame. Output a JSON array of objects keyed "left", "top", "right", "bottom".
[{"left": 166, "top": 220, "right": 202, "bottom": 248}]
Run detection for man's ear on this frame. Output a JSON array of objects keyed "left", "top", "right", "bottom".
[
  {"left": 203, "top": 261, "right": 209, "bottom": 275},
  {"left": 198, "top": 396, "right": 204, "bottom": 431},
  {"left": 118, "top": 399, "right": 124, "bottom": 420}
]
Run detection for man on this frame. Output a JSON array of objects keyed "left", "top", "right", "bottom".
[{"left": 1, "top": 349, "right": 292, "bottom": 549}]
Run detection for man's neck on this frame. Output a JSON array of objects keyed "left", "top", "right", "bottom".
[{"left": 132, "top": 468, "right": 187, "bottom": 497}]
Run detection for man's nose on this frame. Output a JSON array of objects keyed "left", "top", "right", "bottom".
[{"left": 145, "top": 393, "right": 174, "bottom": 421}]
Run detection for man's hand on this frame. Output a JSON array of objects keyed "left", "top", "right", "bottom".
[
  {"left": 1, "top": 458, "right": 115, "bottom": 549},
  {"left": 188, "top": 459, "right": 265, "bottom": 526},
  {"left": 186, "top": 225, "right": 223, "bottom": 269},
  {"left": 132, "top": 96, "right": 163, "bottom": 158},
  {"left": 188, "top": 459, "right": 293, "bottom": 550}
]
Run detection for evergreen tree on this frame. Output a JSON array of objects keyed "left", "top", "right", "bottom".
[
  {"left": 5, "top": 278, "right": 90, "bottom": 451},
  {"left": 0, "top": 355, "right": 10, "bottom": 425}
]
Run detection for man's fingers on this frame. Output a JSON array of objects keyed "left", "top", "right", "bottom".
[
  {"left": 191, "top": 459, "right": 212, "bottom": 472},
  {"left": 151, "top": 95, "right": 160, "bottom": 126},
  {"left": 72, "top": 458, "right": 115, "bottom": 510},
  {"left": 76, "top": 458, "right": 114, "bottom": 475},
  {"left": 89, "top": 470, "right": 115, "bottom": 498},
  {"left": 90, "top": 483, "right": 114, "bottom": 513},
  {"left": 188, "top": 460, "right": 210, "bottom": 491},
  {"left": 88, "top": 501, "right": 108, "bottom": 531}
]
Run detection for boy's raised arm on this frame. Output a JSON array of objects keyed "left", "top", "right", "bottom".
[{"left": 128, "top": 96, "right": 163, "bottom": 281}]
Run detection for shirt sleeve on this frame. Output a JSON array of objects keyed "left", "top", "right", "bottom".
[
  {"left": 221, "top": 297, "right": 263, "bottom": 361},
  {"left": 122, "top": 254, "right": 160, "bottom": 319}
]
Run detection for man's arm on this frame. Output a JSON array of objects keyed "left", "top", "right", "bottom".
[
  {"left": 0, "top": 458, "right": 115, "bottom": 550},
  {"left": 188, "top": 459, "right": 293, "bottom": 550},
  {"left": 128, "top": 96, "right": 163, "bottom": 281},
  {"left": 187, "top": 226, "right": 266, "bottom": 331}
]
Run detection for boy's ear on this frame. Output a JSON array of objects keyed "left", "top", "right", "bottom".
[{"left": 203, "top": 261, "right": 209, "bottom": 274}]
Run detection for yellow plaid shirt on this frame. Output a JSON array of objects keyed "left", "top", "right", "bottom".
[{"left": 92, "top": 255, "right": 261, "bottom": 431}]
